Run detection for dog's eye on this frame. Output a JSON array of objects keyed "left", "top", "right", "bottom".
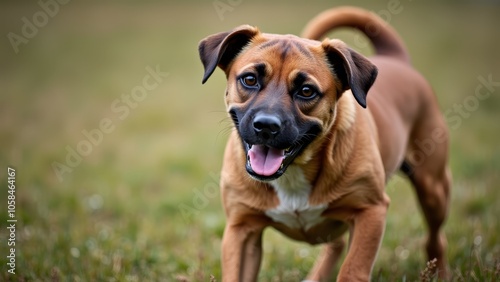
[
  {"left": 240, "top": 75, "right": 258, "bottom": 88},
  {"left": 297, "top": 85, "right": 317, "bottom": 99}
]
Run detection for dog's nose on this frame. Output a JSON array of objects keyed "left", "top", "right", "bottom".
[{"left": 253, "top": 114, "right": 281, "bottom": 140}]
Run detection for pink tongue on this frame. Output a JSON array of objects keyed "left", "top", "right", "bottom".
[{"left": 248, "top": 145, "right": 285, "bottom": 176}]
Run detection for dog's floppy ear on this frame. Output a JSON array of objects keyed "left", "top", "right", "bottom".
[
  {"left": 322, "top": 39, "right": 378, "bottom": 108},
  {"left": 199, "top": 25, "right": 260, "bottom": 84}
]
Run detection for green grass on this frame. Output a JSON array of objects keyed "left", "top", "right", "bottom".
[{"left": 1, "top": 1, "right": 500, "bottom": 281}]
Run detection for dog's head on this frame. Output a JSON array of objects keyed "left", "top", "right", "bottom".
[{"left": 199, "top": 25, "right": 377, "bottom": 181}]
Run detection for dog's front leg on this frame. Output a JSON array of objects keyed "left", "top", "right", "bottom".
[
  {"left": 337, "top": 204, "right": 388, "bottom": 282},
  {"left": 221, "top": 222, "right": 263, "bottom": 282},
  {"left": 306, "top": 238, "right": 346, "bottom": 282}
]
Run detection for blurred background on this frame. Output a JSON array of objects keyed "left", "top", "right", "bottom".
[{"left": 0, "top": 0, "right": 499, "bottom": 281}]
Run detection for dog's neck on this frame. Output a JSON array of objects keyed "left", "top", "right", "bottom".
[
  {"left": 300, "top": 93, "right": 358, "bottom": 179},
  {"left": 268, "top": 165, "right": 328, "bottom": 230},
  {"left": 279, "top": 94, "right": 359, "bottom": 204},
  {"left": 270, "top": 165, "right": 311, "bottom": 197},
  {"left": 334, "top": 91, "right": 357, "bottom": 132}
]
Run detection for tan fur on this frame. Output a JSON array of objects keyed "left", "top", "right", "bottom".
[
  {"left": 335, "top": 91, "right": 357, "bottom": 132},
  {"left": 199, "top": 6, "right": 451, "bottom": 282}
]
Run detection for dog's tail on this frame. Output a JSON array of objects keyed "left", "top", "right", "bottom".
[{"left": 302, "top": 6, "right": 410, "bottom": 64}]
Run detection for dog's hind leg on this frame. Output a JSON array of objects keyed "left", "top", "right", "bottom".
[
  {"left": 305, "top": 238, "right": 345, "bottom": 282},
  {"left": 402, "top": 123, "right": 452, "bottom": 279}
]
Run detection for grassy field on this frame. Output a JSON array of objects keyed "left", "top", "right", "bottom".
[{"left": 1, "top": 0, "right": 499, "bottom": 281}]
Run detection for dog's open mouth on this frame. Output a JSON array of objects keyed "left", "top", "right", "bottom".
[
  {"left": 230, "top": 107, "right": 322, "bottom": 181},
  {"left": 244, "top": 142, "right": 303, "bottom": 181}
]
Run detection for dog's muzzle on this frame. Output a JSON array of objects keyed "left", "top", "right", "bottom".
[
  {"left": 230, "top": 109, "right": 321, "bottom": 181},
  {"left": 247, "top": 113, "right": 285, "bottom": 177}
]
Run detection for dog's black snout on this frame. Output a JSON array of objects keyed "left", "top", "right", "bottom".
[{"left": 253, "top": 114, "right": 281, "bottom": 140}]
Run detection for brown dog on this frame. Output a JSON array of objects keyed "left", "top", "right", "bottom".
[{"left": 199, "top": 6, "right": 451, "bottom": 282}]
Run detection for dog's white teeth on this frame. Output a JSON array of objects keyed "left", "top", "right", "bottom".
[
  {"left": 280, "top": 163, "right": 284, "bottom": 169},
  {"left": 285, "top": 147, "right": 291, "bottom": 153}
]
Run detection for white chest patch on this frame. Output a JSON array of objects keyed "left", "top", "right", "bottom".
[{"left": 266, "top": 166, "right": 327, "bottom": 230}]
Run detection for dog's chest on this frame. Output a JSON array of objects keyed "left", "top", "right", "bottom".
[{"left": 266, "top": 166, "right": 327, "bottom": 230}]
